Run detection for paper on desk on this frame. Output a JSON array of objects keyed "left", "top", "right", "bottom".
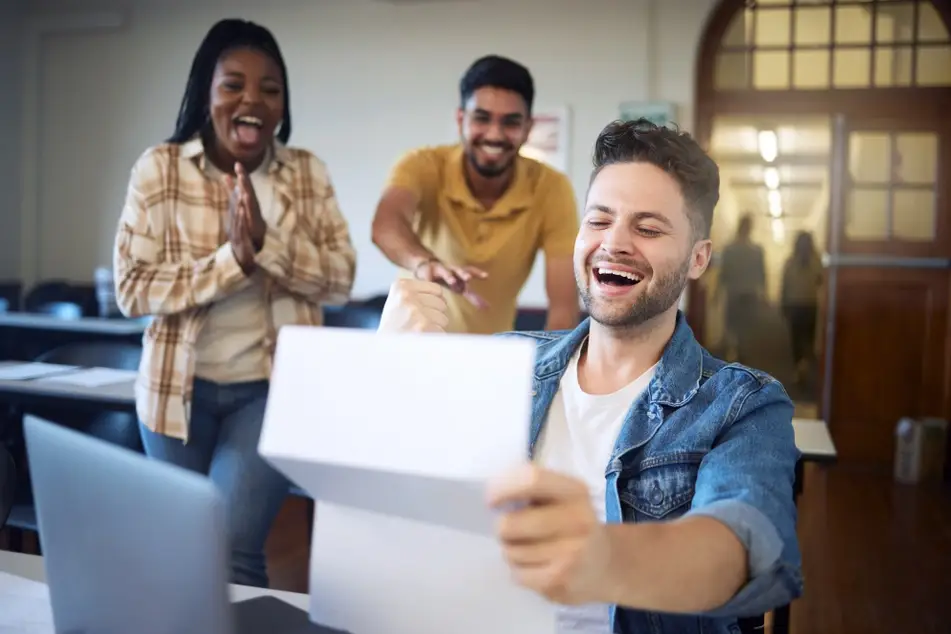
[
  {"left": 259, "top": 327, "right": 538, "bottom": 536},
  {"left": 0, "top": 571, "right": 54, "bottom": 634},
  {"left": 37, "top": 367, "right": 138, "bottom": 387},
  {"left": 0, "top": 363, "right": 78, "bottom": 381}
]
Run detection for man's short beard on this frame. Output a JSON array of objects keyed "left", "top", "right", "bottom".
[
  {"left": 466, "top": 147, "right": 513, "bottom": 178},
  {"left": 579, "top": 255, "right": 691, "bottom": 329}
]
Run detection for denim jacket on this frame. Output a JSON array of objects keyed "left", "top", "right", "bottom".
[{"left": 505, "top": 312, "right": 803, "bottom": 634}]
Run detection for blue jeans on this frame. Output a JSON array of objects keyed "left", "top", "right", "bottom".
[{"left": 138, "top": 378, "right": 289, "bottom": 588}]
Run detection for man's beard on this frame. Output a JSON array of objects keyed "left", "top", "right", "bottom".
[
  {"left": 578, "top": 255, "right": 691, "bottom": 329},
  {"left": 465, "top": 144, "right": 514, "bottom": 178}
]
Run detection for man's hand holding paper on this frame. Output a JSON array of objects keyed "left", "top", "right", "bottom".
[{"left": 487, "top": 463, "right": 612, "bottom": 606}]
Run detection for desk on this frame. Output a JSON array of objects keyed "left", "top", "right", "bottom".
[
  {"left": 775, "top": 418, "right": 838, "bottom": 634},
  {"left": 0, "top": 550, "right": 309, "bottom": 630},
  {"left": 791, "top": 418, "right": 837, "bottom": 501},
  {"left": 0, "top": 361, "right": 136, "bottom": 412},
  {"left": 0, "top": 313, "right": 148, "bottom": 336},
  {"left": 0, "top": 313, "right": 147, "bottom": 361},
  {"left": 2, "top": 415, "right": 837, "bottom": 634},
  {"left": 793, "top": 418, "right": 837, "bottom": 463}
]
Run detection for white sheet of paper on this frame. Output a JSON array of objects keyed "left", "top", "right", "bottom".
[
  {"left": 259, "top": 327, "right": 537, "bottom": 536},
  {"left": 37, "top": 367, "right": 138, "bottom": 387},
  {"left": 0, "top": 363, "right": 78, "bottom": 381},
  {"left": 259, "top": 326, "right": 554, "bottom": 634},
  {"left": 308, "top": 503, "right": 556, "bottom": 634},
  {"left": 0, "top": 572, "right": 54, "bottom": 634}
]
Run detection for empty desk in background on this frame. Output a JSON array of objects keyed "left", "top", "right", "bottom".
[
  {"left": 0, "top": 313, "right": 148, "bottom": 360},
  {"left": 792, "top": 417, "right": 837, "bottom": 495},
  {"left": 0, "top": 362, "right": 136, "bottom": 414},
  {"left": 0, "top": 313, "right": 148, "bottom": 336},
  {"left": 773, "top": 418, "right": 838, "bottom": 634}
]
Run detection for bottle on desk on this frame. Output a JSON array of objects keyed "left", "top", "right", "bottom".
[
  {"left": 894, "top": 417, "right": 948, "bottom": 485},
  {"left": 94, "top": 267, "right": 119, "bottom": 318}
]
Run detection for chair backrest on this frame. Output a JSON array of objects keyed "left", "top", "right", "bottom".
[
  {"left": 0, "top": 280, "right": 22, "bottom": 312},
  {"left": 33, "top": 301, "right": 83, "bottom": 320},
  {"left": 24, "top": 280, "right": 97, "bottom": 317},
  {"left": 0, "top": 446, "right": 16, "bottom": 529},
  {"left": 323, "top": 304, "right": 382, "bottom": 330},
  {"left": 360, "top": 294, "right": 389, "bottom": 310},
  {"left": 737, "top": 615, "right": 766, "bottom": 633},
  {"left": 35, "top": 341, "right": 142, "bottom": 370},
  {"left": 27, "top": 342, "right": 144, "bottom": 451}
]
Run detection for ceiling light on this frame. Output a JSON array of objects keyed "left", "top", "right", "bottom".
[
  {"left": 758, "top": 130, "right": 778, "bottom": 163},
  {"left": 768, "top": 189, "right": 782, "bottom": 217},
  {"left": 764, "top": 167, "right": 780, "bottom": 190}
]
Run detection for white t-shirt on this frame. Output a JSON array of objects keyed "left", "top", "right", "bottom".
[{"left": 534, "top": 345, "right": 657, "bottom": 634}]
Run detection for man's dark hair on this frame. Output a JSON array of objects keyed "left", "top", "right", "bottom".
[
  {"left": 459, "top": 55, "right": 535, "bottom": 114},
  {"left": 591, "top": 119, "right": 719, "bottom": 239},
  {"left": 168, "top": 19, "right": 292, "bottom": 145}
]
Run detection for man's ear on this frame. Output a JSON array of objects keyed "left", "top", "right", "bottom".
[{"left": 688, "top": 239, "right": 713, "bottom": 280}]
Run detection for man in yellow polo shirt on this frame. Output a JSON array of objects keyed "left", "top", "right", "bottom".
[{"left": 371, "top": 55, "right": 580, "bottom": 335}]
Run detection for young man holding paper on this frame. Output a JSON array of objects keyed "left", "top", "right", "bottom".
[{"left": 377, "top": 119, "right": 802, "bottom": 634}]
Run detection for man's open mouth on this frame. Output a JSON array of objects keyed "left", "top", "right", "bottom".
[
  {"left": 233, "top": 115, "right": 264, "bottom": 146},
  {"left": 593, "top": 267, "right": 643, "bottom": 287}
]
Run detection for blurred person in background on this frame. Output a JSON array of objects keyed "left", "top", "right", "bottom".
[
  {"left": 781, "top": 230, "right": 823, "bottom": 385},
  {"left": 717, "top": 213, "right": 766, "bottom": 361}
]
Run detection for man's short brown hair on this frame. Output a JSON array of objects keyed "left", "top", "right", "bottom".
[{"left": 590, "top": 119, "right": 720, "bottom": 240}]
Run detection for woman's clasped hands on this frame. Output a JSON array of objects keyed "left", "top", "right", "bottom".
[{"left": 225, "top": 163, "right": 266, "bottom": 274}]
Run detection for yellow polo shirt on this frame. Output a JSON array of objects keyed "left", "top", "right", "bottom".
[{"left": 386, "top": 144, "right": 579, "bottom": 334}]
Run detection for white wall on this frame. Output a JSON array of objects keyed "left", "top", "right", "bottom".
[
  {"left": 0, "top": 0, "right": 23, "bottom": 280},
  {"left": 23, "top": 0, "right": 716, "bottom": 304}
]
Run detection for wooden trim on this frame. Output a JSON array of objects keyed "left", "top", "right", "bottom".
[{"left": 707, "top": 89, "right": 951, "bottom": 119}]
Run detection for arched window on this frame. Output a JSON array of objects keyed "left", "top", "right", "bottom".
[{"left": 714, "top": 0, "right": 951, "bottom": 91}]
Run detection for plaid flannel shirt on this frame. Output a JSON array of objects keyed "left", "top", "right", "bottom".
[{"left": 113, "top": 137, "right": 357, "bottom": 441}]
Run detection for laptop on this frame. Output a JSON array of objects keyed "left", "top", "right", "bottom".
[{"left": 23, "top": 416, "right": 346, "bottom": 634}]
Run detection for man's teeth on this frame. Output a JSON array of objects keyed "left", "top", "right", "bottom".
[
  {"left": 236, "top": 116, "right": 263, "bottom": 127},
  {"left": 482, "top": 146, "right": 504, "bottom": 155},
  {"left": 597, "top": 268, "right": 642, "bottom": 282}
]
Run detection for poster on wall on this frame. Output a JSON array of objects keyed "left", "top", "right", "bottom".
[
  {"left": 618, "top": 101, "right": 677, "bottom": 127},
  {"left": 519, "top": 107, "right": 571, "bottom": 174}
]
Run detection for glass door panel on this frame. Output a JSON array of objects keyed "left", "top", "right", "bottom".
[{"left": 703, "top": 115, "right": 833, "bottom": 415}]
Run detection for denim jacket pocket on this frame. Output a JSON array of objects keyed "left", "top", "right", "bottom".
[{"left": 618, "top": 454, "right": 704, "bottom": 522}]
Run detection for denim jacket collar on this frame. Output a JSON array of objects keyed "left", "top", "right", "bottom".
[{"left": 528, "top": 311, "right": 703, "bottom": 461}]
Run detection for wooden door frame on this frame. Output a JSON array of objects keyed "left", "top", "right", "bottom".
[
  {"left": 820, "top": 114, "right": 951, "bottom": 421},
  {"left": 687, "top": 0, "right": 951, "bottom": 378}
]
